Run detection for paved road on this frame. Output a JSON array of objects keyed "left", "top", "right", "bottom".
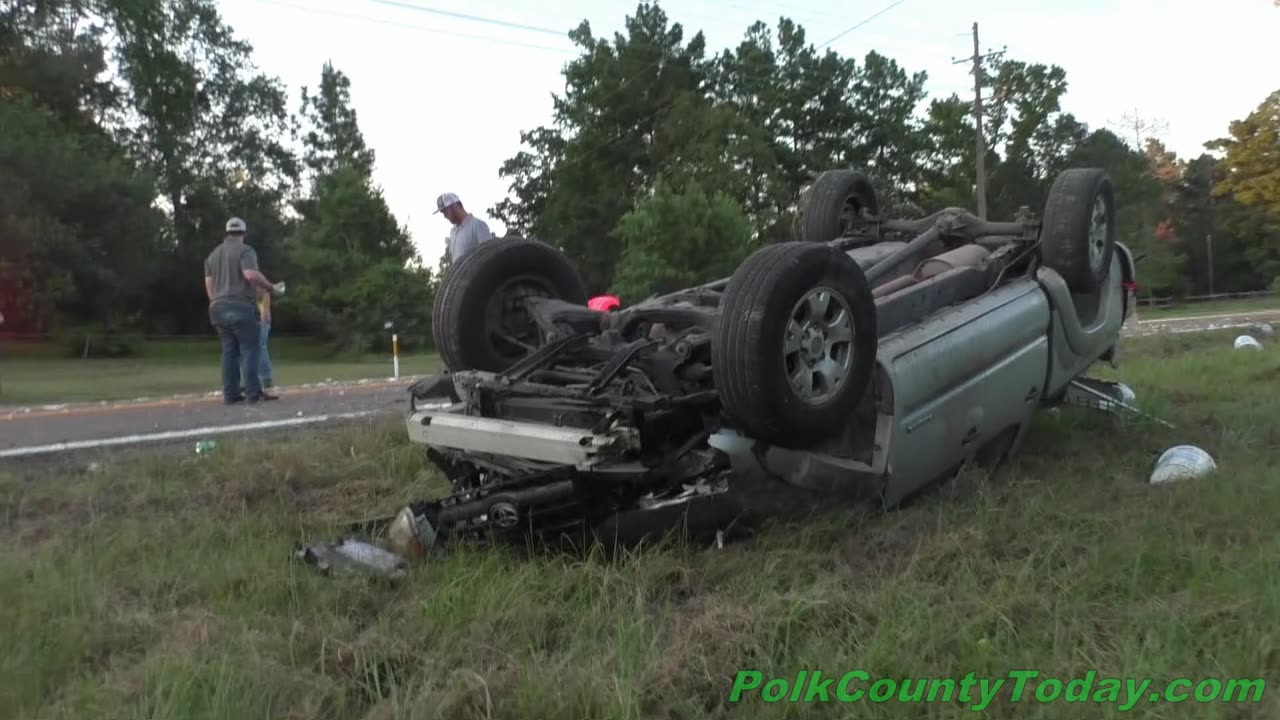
[
  {"left": 1123, "top": 308, "right": 1280, "bottom": 337},
  {"left": 2, "top": 308, "right": 1276, "bottom": 459},
  {"left": 0, "top": 377, "right": 424, "bottom": 457}
]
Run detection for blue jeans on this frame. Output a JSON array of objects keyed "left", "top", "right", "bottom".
[
  {"left": 209, "top": 301, "right": 262, "bottom": 401},
  {"left": 250, "top": 321, "right": 273, "bottom": 388}
]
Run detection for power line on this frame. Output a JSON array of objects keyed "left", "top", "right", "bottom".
[
  {"left": 256, "top": 0, "right": 575, "bottom": 54},
  {"left": 815, "top": 0, "right": 907, "bottom": 51},
  {"left": 690, "top": 0, "right": 897, "bottom": 29},
  {"left": 254, "top": 0, "right": 690, "bottom": 153},
  {"left": 367, "top": 0, "right": 567, "bottom": 38},
  {"left": 257, "top": 0, "right": 964, "bottom": 187}
]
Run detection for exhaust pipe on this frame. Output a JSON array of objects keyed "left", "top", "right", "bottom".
[
  {"left": 436, "top": 480, "right": 578, "bottom": 526},
  {"left": 914, "top": 244, "right": 991, "bottom": 280}
]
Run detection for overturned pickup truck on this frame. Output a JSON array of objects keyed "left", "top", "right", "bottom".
[{"left": 400, "top": 168, "right": 1137, "bottom": 551}]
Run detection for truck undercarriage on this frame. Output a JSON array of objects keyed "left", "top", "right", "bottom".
[{"left": 390, "top": 167, "right": 1137, "bottom": 557}]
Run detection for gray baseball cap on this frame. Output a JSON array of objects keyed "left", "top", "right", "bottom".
[
  {"left": 434, "top": 192, "right": 460, "bottom": 214},
  {"left": 226, "top": 217, "right": 247, "bottom": 233}
]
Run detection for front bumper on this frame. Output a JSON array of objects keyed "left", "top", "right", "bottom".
[{"left": 405, "top": 404, "right": 639, "bottom": 469}]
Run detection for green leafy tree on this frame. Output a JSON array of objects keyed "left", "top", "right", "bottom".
[
  {"left": 982, "top": 59, "right": 1088, "bottom": 216},
  {"left": 709, "top": 19, "right": 858, "bottom": 239},
  {"left": 0, "top": 2, "right": 163, "bottom": 338},
  {"left": 300, "top": 61, "right": 375, "bottom": 180},
  {"left": 1066, "top": 129, "right": 1184, "bottom": 293},
  {"left": 287, "top": 63, "right": 425, "bottom": 350},
  {"left": 917, "top": 95, "right": 976, "bottom": 210},
  {"left": 103, "top": 0, "right": 300, "bottom": 332},
  {"left": 288, "top": 167, "right": 427, "bottom": 349},
  {"left": 1208, "top": 89, "right": 1280, "bottom": 218},
  {"left": 493, "top": 2, "right": 716, "bottom": 292},
  {"left": 846, "top": 50, "right": 930, "bottom": 197},
  {"left": 611, "top": 180, "right": 754, "bottom": 303}
]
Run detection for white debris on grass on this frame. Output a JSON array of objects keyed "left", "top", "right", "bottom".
[
  {"left": 1234, "top": 335, "right": 1263, "bottom": 350},
  {"left": 1113, "top": 383, "right": 1137, "bottom": 406},
  {"left": 293, "top": 538, "right": 408, "bottom": 579},
  {"left": 1149, "top": 445, "right": 1216, "bottom": 485}
]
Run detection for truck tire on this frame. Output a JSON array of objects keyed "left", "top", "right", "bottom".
[
  {"left": 795, "top": 169, "right": 879, "bottom": 243},
  {"left": 432, "top": 236, "right": 588, "bottom": 372},
  {"left": 713, "top": 242, "right": 878, "bottom": 447},
  {"left": 1039, "top": 168, "right": 1116, "bottom": 293}
]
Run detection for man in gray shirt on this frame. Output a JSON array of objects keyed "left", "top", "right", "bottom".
[
  {"left": 435, "top": 192, "right": 495, "bottom": 263},
  {"left": 204, "top": 217, "right": 281, "bottom": 404}
]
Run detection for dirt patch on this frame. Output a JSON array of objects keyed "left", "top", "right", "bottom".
[
  {"left": 154, "top": 607, "right": 223, "bottom": 660},
  {"left": 659, "top": 564, "right": 706, "bottom": 603},
  {"left": 836, "top": 519, "right": 929, "bottom": 585},
  {"left": 432, "top": 667, "right": 519, "bottom": 720},
  {"left": 94, "top": 606, "right": 224, "bottom": 704},
  {"left": 645, "top": 596, "right": 763, "bottom": 716}
]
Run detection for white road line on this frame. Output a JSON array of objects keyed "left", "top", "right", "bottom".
[
  {"left": 1137, "top": 309, "right": 1280, "bottom": 325},
  {"left": 1, "top": 374, "right": 429, "bottom": 417},
  {"left": 0, "top": 410, "right": 384, "bottom": 459}
]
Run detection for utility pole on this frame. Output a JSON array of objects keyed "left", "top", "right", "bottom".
[
  {"left": 1207, "top": 193, "right": 1216, "bottom": 296},
  {"left": 953, "top": 23, "right": 1005, "bottom": 219},
  {"left": 1206, "top": 232, "right": 1215, "bottom": 296}
]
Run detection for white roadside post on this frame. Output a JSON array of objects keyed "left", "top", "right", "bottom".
[{"left": 386, "top": 321, "right": 400, "bottom": 379}]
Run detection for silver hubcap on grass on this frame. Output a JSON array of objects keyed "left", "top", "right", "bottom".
[
  {"left": 1088, "top": 195, "right": 1110, "bottom": 273},
  {"left": 783, "top": 287, "right": 855, "bottom": 404}
]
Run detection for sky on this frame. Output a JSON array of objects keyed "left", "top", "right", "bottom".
[{"left": 215, "top": 0, "right": 1279, "bottom": 266}]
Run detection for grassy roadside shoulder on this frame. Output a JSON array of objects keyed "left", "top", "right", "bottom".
[
  {"left": 1, "top": 338, "right": 440, "bottom": 406},
  {"left": 2, "top": 329, "right": 1277, "bottom": 719}
]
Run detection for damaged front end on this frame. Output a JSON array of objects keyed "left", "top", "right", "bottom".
[{"left": 402, "top": 296, "right": 734, "bottom": 551}]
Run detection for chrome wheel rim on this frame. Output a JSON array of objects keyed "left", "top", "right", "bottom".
[
  {"left": 1088, "top": 194, "right": 1110, "bottom": 273},
  {"left": 783, "top": 287, "right": 855, "bottom": 405}
]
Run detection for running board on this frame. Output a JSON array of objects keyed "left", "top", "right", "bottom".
[{"left": 405, "top": 410, "right": 639, "bottom": 468}]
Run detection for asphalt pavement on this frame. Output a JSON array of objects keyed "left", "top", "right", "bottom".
[{"left": 0, "top": 377, "right": 422, "bottom": 458}]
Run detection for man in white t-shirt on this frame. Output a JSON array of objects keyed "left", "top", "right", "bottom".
[{"left": 435, "top": 192, "right": 495, "bottom": 263}]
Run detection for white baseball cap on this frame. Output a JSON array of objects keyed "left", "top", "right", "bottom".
[
  {"left": 226, "top": 217, "right": 247, "bottom": 233},
  {"left": 434, "top": 192, "right": 461, "bottom": 214}
]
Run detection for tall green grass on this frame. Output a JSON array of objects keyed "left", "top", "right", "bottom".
[{"left": 1, "top": 329, "right": 1276, "bottom": 719}]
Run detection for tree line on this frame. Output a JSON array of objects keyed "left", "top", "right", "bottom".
[
  {"left": 3, "top": 1, "right": 1278, "bottom": 356},
  {"left": 491, "top": 5, "right": 1280, "bottom": 305},
  {"left": 1, "top": 0, "right": 428, "bottom": 354}
]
